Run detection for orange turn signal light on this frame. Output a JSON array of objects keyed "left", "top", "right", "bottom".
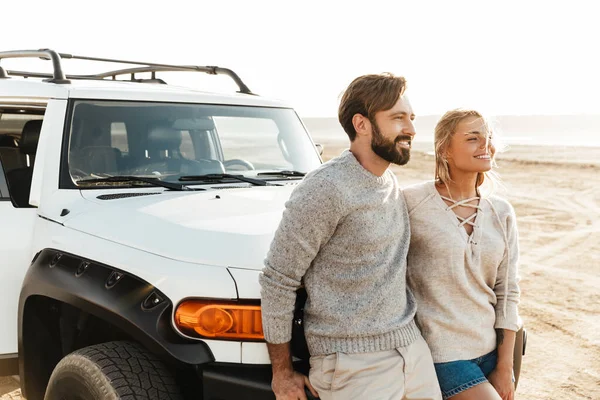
[{"left": 175, "top": 300, "right": 264, "bottom": 341}]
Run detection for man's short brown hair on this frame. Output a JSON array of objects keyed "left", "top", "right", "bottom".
[{"left": 338, "top": 73, "right": 407, "bottom": 141}]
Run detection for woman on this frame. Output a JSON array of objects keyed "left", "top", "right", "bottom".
[{"left": 403, "top": 109, "right": 522, "bottom": 400}]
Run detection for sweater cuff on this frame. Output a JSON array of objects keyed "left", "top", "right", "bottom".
[
  {"left": 262, "top": 317, "right": 293, "bottom": 344},
  {"left": 494, "top": 303, "right": 522, "bottom": 332}
]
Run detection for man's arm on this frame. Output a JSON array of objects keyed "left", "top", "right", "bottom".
[
  {"left": 267, "top": 342, "right": 318, "bottom": 400},
  {"left": 268, "top": 342, "right": 294, "bottom": 378},
  {"left": 259, "top": 174, "right": 343, "bottom": 399}
]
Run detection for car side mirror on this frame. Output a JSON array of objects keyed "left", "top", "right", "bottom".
[{"left": 315, "top": 143, "right": 324, "bottom": 156}]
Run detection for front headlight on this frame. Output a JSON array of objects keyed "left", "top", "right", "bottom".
[{"left": 175, "top": 300, "right": 264, "bottom": 341}]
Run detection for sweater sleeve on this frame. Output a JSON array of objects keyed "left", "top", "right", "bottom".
[
  {"left": 259, "top": 174, "right": 344, "bottom": 343},
  {"left": 493, "top": 204, "right": 523, "bottom": 332}
]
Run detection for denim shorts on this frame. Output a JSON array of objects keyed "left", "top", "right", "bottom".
[{"left": 434, "top": 350, "right": 497, "bottom": 399}]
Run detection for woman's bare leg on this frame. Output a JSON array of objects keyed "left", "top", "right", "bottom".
[{"left": 448, "top": 382, "right": 502, "bottom": 400}]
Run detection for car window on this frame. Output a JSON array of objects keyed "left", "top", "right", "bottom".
[
  {"left": 64, "top": 101, "right": 321, "bottom": 187},
  {"left": 110, "top": 122, "right": 129, "bottom": 154}
]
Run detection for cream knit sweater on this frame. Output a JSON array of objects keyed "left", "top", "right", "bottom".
[{"left": 403, "top": 181, "right": 522, "bottom": 363}]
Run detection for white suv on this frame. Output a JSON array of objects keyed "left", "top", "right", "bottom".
[{"left": 0, "top": 49, "right": 322, "bottom": 400}]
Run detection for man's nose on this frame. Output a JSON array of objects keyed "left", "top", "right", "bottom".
[{"left": 405, "top": 120, "right": 416, "bottom": 137}]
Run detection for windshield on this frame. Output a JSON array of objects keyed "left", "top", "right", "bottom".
[{"left": 64, "top": 100, "right": 321, "bottom": 187}]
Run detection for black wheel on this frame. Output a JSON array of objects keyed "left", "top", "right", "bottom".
[{"left": 44, "top": 341, "right": 183, "bottom": 400}]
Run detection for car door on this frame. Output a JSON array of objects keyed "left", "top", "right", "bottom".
[{"left": 0, "top": 157, "right": 36, "bottom": 372}]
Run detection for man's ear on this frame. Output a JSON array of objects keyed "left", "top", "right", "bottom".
[{"left": 352, "top": 114, "right": 371, "bottom": 139}]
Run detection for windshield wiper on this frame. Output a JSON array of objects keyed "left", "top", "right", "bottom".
[
  {"left": 256, "top": 170, "right": 306, "bottom": 177},
  {"left": 179, "top": 173, "right": 280, "bottom": 186},
  {"left": 77, "top": 175, "right": 192, "bottom": 191}
]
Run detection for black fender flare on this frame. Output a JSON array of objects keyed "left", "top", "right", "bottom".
[{"left": 18, "top": 248, "right": 214, "bottom": 376}]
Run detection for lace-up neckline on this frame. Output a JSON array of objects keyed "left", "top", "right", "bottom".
[{"left": 440, "top": 195, "right": 482, "bottom": 229}]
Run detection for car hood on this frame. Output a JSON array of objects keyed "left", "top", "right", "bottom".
[{"left": 66, "top": 185, "right": 298, "bottom": 270}]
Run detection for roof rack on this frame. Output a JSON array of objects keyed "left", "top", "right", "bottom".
[{"left": 0, "top": 49, "right": 254, "bottom": 94}]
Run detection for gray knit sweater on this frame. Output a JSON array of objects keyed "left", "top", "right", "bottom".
[
  {"left": 259, "top": 150, "right": 419, "bottom": 356},
  {"left": 403, "top": 181, "right": 522, "bottom": 363}
]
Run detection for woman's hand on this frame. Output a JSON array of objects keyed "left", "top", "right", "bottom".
[{"left": 488, "top": 364, "right": 515, "bottom": 400}]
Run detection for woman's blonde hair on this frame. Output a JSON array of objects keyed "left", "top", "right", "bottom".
[{"left": 434, "top": 109, "right": 501, "bottom": 193}]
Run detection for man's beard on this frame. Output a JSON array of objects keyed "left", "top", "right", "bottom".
[{"left": 370, "top": 121, "right": 411, "bottom": 166}]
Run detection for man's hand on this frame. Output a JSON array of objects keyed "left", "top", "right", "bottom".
[
  {"left": 272, "top": 370, "right": 319, "bottom": 400},
  {"left": 488, "top": 365, "right": 515, "bottom": 400},
  {"left": 267, "top": 342, "right": 319, "bottom": 399}
]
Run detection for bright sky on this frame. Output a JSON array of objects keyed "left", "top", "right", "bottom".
[{"left": 2, "top": 0, "right": 598, "bottom": 117}]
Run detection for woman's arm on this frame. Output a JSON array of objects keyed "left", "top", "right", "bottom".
[
  {"left": 495, "top": 328, "right": 516, "bottom": 371},
  {"left": 493, "top": 204, "right": 521, "bottom": 332},
  {"left": 490, "top": 202, "right": 522, "bottom": 399},
  {"left": 489, "top": 329, "right": 516, "bottom": 399}
]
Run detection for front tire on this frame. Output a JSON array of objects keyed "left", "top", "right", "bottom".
[{"left": 44, "top": 341, "right": 183, "bottom": 400}]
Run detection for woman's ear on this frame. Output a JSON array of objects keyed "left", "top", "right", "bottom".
[{"left": 488, "top": 143, "right": 496, "bottom": 159}]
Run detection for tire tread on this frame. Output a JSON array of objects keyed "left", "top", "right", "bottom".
[{"left": 46, "top": 341, "right": 182, "bottom": 400}]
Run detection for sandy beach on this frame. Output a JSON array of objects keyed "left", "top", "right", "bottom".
[{"left": 2, "top": 142, "right": 599, "bottom": 399}]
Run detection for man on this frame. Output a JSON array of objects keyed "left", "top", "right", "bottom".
[{"left": 259, "top": 73, "right": 442, "bottom": 400}]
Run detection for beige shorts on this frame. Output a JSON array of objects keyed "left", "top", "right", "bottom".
[{"left": 309, "top": 335, "right": 442, "bottom": 400}]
